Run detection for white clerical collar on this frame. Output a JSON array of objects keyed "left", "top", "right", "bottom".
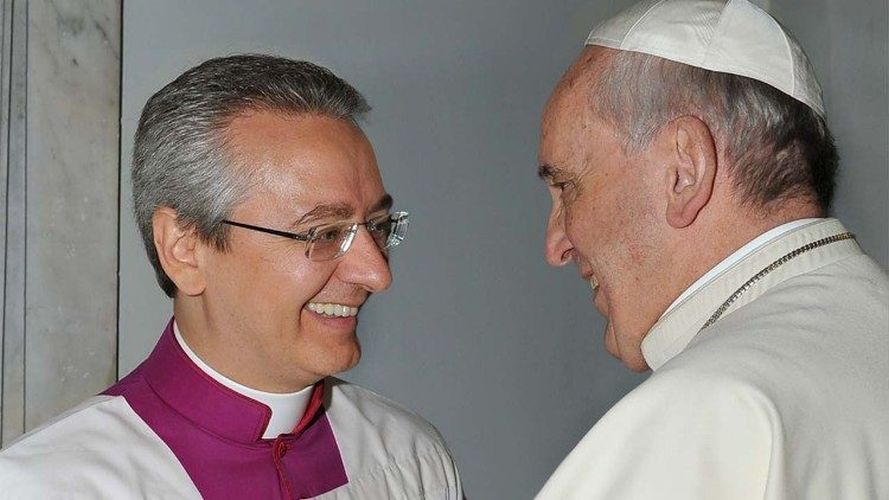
[
  {"left": 641, "top": 218, "right": 853, "bottom": 371},
  {"left": 662, "top": 218, "right": 823, "bottom": 317},
  {"left": 173, "top": 321, "right": 312, "bottom": 439}
]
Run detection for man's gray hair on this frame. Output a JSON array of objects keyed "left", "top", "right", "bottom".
[
  {"left": 132, "top": 54, "right": 370, "bottom": 297},
  {"left": 592, "top": 50, "right": 837, "bottom": 213}
]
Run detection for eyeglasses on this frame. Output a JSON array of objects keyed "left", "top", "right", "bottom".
[{"left": 221, "top": 211, "right": 409, "bottom": 262}]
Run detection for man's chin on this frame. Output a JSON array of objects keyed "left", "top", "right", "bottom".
[
  {"left": 602, "top": 322, "right": 650, "bottom": 372},
  {"left": 325, "top": 342, "right": 362, "bottom": 375}
]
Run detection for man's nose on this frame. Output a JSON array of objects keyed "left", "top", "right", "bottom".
[
  {"left": 544, "top": 207, "right": 573, "bottom": 267},
  {"left": 338, "top": 228, "right": 393, "bottom": 292}
]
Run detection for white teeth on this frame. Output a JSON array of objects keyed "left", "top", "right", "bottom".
[
  {"left": 589, "top": 276, "right": 599, "bottom": 291},
  {"left": 307, "top": 302, "right": 359, "bottom": 317}
]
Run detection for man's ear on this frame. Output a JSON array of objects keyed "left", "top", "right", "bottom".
[
  {"left": 661, "top": 115, "right": 717, "bottom": 228},
  {"left": 152, "top": 207, "right": 207, "bottom": 296}
]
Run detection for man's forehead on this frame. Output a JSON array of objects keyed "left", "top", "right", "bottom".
[
  {"left": 545, "top": 48, "right": 621, "bottom": 128},
  {"left": 546, "top": 45, "right": 617, "bottom": 119},
  {"left": 224, "top": 111, "right": 386, "bottom": 220},
  {"left": 539, "top": 86, "right": 586, "bottom": 163}
]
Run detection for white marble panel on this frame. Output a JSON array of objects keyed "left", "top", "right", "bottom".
[
  {"left": 24, "top": 0, "right": 120, "bottom": 431},
  {"left": 1, "top": 0, "right": 27, "bottom": 447}
]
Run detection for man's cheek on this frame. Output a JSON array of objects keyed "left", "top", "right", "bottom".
[{"left": 603, "top": 321, "right": 620, "bottom": 360}]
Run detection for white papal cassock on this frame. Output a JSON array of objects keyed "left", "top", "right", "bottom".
[{"left": 537, "top": 218, "right": 889, "bottom": 499}]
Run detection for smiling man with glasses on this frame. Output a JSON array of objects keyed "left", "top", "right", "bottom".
[{"left": 0, "top": 55, "right": 462, "bottom": 500}]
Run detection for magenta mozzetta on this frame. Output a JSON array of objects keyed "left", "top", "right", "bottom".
[{"left": 0, "top": 320, "right": 462, "bottom": 499}]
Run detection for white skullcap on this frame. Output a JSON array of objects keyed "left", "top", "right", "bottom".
[{"left": 585, "top": 0, "right": 825, "bottom": 116}]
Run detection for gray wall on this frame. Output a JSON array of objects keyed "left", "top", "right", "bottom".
[
  {"left": 119, "top": 1, "right": 887, "bottom": 498},
  {"left": 770, "top": 0, "right": 889, "bottom": 267}
]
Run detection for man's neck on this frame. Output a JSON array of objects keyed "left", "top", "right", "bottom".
[
  {"left": 172, "top": 297, "right": 317, "bottom": 392},
  {"left": 172, "top": 319, "right": 313, "bottom": 439},
  {"left": 654, "top": 202, "right": 824, "bottom": 329},
  {"left": 662, "top": 217, "right": 823, "bottom": 317}
]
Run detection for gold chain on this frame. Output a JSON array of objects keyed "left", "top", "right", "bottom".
[{"left": 700, "top": 232, "right": 855, "bottom": 331}]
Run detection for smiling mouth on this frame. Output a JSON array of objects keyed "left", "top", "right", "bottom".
[
  {"left": 306, "top": 302, "right": 359, "bottom": 318},
  {"left": 581, "top": 272, "right": 599, "bottom": 292}
]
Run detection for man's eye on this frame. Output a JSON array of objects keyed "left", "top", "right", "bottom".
[
  {"left": 369, "top": 222, "right": 389, "bottom": 235},
  {"left": 315, "top": 227, "right": 343, "bottom": 242}
]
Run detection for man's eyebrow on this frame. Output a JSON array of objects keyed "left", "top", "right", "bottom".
[
  {"left": 370, "top": 194, "right": 394, "bottom": 213},
  {"left": 292, "top": 194, "right": 393, "bottom": 228},
  {"left": 294, "top": 203, "right": 354, "bottom": 227},
  {"left": 538, "top": 164, "right": 561, "bottom": 181}
]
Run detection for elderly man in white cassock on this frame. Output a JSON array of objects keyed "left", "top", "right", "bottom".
[{"left": 535, "top": 1, "right": 888, "bottom": 499}]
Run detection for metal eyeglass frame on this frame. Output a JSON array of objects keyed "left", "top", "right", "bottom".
[{"left": 221, "top": 211, "right": 409, "bottom": 261}]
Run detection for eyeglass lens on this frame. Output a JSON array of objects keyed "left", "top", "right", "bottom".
[{"left": 306, "top": 213, "right": 408, "bottom": 261}]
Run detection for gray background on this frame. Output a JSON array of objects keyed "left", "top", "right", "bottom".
[{"left": 119, "top": 1, "right": 888, "bottom": 498}]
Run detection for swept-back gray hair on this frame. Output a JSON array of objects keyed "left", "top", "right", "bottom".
[
  {"left": 132, "top": 54, "right": 370, "bottom": 297},
  {"left": 591, "top": 50, "right": 837, "bottom": 213}
]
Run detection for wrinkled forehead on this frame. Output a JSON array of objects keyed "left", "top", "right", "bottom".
[
  {"left": 540, "top": 46, "right": 619, "bottom": 148},
  {"left": 545, "top": 47, "right": 615, "bottom": 123},
  {"left": 538, "top": 46, "right": 618, "bottom": 166}
]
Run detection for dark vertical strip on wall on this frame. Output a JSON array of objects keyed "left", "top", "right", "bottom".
[
  {"left": 0, "top": 0, "right": 9, "bottom": 445},
  {"left": 115, "top": 0, "right": 124, "bottom": 383},
  {"left": 1, "top": 0, "right": 26, "bottom": 447}
]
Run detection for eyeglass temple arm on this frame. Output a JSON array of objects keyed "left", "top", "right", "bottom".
[{"left": 221, "top": 220, "right": 310, "bottom": 241}]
